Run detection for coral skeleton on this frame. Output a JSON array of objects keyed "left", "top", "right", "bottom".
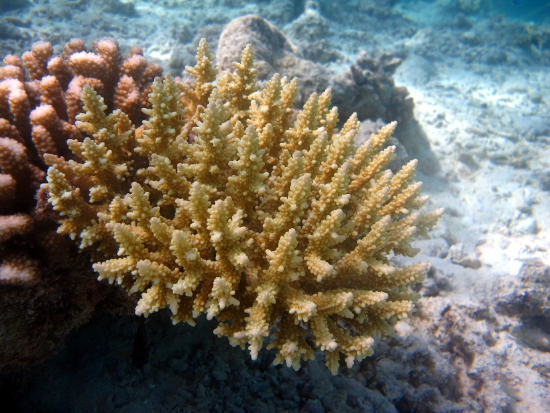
[{"left": 44, "top": 40, "right": 443, "bottom": 374}]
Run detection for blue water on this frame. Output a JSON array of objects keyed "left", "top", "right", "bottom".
[{"left": 493, "top": 0, "right": 550, "bottom": 23}]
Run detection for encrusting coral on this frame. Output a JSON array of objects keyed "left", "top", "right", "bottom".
[{"left": 44, "top": 39, "right": 443, "bottom": 374}]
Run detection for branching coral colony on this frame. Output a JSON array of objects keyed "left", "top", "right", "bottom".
[{"left": 44, "top": 39, "right": 443, "bottom": 374}]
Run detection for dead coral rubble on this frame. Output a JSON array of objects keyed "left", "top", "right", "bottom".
[{"left": 45, "top": 39, "right": 442, "bottom": 374}]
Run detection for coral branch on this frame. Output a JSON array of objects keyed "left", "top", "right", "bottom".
[{"left": 45, "top": 40, "right": 442, "bottom": 374}]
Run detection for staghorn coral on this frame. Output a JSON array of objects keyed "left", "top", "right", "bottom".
[
  {"left": 216, "top": 15, "right": 440, "bottom": 175},
  {"left": 44, "top": 40, "right": 443, "bottom": 374}
]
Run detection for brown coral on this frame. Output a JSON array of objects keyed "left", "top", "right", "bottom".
[
  {"left": 45, "top": 40, "right": 443, "bottom": 374},
  {"left": 0, "top": 38, "right": 160, "bottom": 369},
  {"left": 0, "top": 36, "right": 161, "bottom": 285}
]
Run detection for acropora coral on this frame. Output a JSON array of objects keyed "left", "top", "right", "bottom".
[{"left": 44, "top": 39, "right": 443, "bottom": 373}]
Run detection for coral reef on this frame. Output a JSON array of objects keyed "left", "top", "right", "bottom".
[
  {"left": 216, "top": 14, "right": 440, "bottom": 174},
  {"left": 45, "top": 40, "right": 442, "bottom": 373},
  {"left": 5, "top": 253, "right": 548, "bottom": 412},
  {"left": 1, "top": 0, "right": 548, "bottom": 410},
  {"left": 217, "top": 14, "right": 410, "bottom": 123},
  {"left": 0, "top": 36, "right": 161, "bottom": 285},
  {"left": 0, "top": 37, "right": 159, "bottom": 369}
]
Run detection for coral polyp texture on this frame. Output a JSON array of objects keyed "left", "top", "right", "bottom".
[
  {"left": 0, "top": 37, "right": 159, "bottom": 369},
  {"left": 44, "top": 40, "right": 443, "bottom": 374},
  {"left": 0, "top": 36, "right": 161, "bottom": 285}
]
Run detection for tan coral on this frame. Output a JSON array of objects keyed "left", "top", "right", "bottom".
[
  {"left": 178, "top": 38, "right": 218, "bottom": 129},
  {"left": 45, "top": 40, "right": 443, "bottom": 374},
  {"left": 217, "top": 44, "right": 258, "bottom": 121}
]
